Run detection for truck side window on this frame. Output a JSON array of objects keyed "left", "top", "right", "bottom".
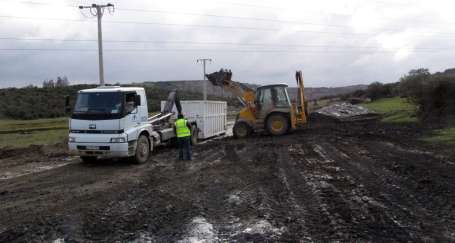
[{"left": 125, "top": 93, "right": 138, "bottom": 114}]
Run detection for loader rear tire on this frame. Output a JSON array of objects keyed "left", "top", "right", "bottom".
[
  {"left": 266, "top": 114, "right": 289, "bottom": 136},
  {"left": 233, "top": 122, "right": 251, "bottom": 139}
]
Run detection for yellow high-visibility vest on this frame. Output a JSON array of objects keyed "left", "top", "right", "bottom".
[{"left": 175, "top": 118, "right": 191, "bottom": 138}]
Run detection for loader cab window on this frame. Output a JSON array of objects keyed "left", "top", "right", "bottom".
[
  {"left": 273, "top": 86, "right": 291, "bottom": 107},
  {"left": 256, "top": 86, "right": 290, "bottom": 108},
  {"left": 257, "top": 88, "right": 272, "bottom": 107}
]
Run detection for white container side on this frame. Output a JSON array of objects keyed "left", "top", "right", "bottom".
[{"left": 160, "top": 100, "right": 227, "bottom": 139}]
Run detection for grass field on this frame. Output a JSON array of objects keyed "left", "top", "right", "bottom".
[
  {"left": 422, "top": 127, "right": 455, "bottom": 145},
  {"left": 0, "top": 118, "right": 68, "bottom": 148},
  {"left": 0, "top": 129, "right": 68, "bottom": 148},
  {"left": 364, "top": 97, "right": 455, "bottom": 145},
  {"left": 0, "top": 117, "right": 68, "bottom": 132},
  {"left": 362, "top": 97, "right": 418, "bottom": 123}
]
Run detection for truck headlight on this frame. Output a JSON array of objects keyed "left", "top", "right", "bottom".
[
  {"left": 69, "top": 137, "right": 76, "bottom": 143},
  {"left": 110, "top": 137, "right": 126, "bottom": 143}
]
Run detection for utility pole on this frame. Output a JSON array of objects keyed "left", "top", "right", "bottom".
[
  {"left": 197, "top": 58, "right": 212, "bottom": 100},
  {"left": 79, "top": 3, "right": 114, "bottom": 86}
]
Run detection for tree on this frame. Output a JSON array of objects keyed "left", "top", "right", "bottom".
[
  {"left": 400, "top": 68, "right": 455, "bottom": 123},
  {"left": 62, "top": 76, "right": 69, "bottom": 86},
  {"left": 399, "top": 68, "right": 431, "bottom": 99},
  {"left": 42, "top": 79, "right": 55, "bottom": 88},
  {"left": 56, "top": 76, "right": 64, "bottom": 87}
]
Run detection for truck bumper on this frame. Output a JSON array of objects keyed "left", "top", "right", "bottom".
[{"left": 68, "top": 142, "right": 133, "bottom": 158}]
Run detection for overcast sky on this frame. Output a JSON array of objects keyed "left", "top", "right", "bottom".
[{"left": 0, "top": 0, "right": 454, "bottom": 88}]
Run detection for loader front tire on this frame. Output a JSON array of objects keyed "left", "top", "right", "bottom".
[{"left": 233, "top": 121, "right": 251, "bottom": 139}]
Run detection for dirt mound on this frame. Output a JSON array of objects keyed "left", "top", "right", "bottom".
[
  {"left": 0, "top": 143, "right": 68, "bottom": 160},
  {"left": 0, "top": 145, "right": 43, "bottom": 159},
  {"left": 314, "top": 102, "right": 381, "bottom": 122}
]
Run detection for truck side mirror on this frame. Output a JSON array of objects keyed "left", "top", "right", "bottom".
[
  {"left": 65, "top": 95, "right": 71, "bottom": 113},
  {"left": 135, "top": 94, "right": 141, "bottom": 106}
]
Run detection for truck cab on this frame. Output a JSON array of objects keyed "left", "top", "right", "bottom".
[{"left": 68, "top": 86, "right": 159, "bottom": 163}]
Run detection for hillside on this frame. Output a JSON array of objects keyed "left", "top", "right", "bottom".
[
  {"left": 143, "top": 80, "right": 367, "bottom": 101},
  {"left": 0, "top": 84, "right": 235, "bottom": 120},
  {"left": 0, "top": 81, "right": 366, "bottom": 120}
]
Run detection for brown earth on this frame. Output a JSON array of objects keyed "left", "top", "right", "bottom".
[{"left": 0, "top": 120, "right": 454, "bottom": 242}]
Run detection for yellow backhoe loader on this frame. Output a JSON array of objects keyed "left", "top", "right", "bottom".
[{"left": 206, "top": 70, "right": 308, "bottom": 138}]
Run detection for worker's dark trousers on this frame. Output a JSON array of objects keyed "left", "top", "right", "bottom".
[{"left": 178, "top": 136, "right": 192, "bottom": 161}]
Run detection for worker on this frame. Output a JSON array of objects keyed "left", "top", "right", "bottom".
[{"left": 174, "top": 113, "right": 192, "bottom": 161}]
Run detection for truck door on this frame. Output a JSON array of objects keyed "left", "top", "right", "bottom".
[{"left": 123, "top": 92, "right": 141, "bottom": 129}]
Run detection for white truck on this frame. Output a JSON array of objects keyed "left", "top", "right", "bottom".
[{"left": 67, "top": 86, "right": 226, "bottom": 163}]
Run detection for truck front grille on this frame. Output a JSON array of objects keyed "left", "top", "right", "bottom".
[{"left": 71, "top": 130, "right": 124, "bottom": 134}]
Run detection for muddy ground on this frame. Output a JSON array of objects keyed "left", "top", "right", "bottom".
[{"left": 0, "top": 120, "right": 454, "bottom": 242}]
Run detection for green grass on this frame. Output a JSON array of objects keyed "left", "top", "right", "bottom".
[
  {"left": 422, "top": 127, "right": 455, "bottom": 145},
  {"left": 0, "top": 129, "right": 68, "bottom": 148},
  {"left": 363, "top": 97, "right": 418, "bottom": 123},
  {"left": 0, "top": 117, "right": 68, "bottom": 133},
  {"left": 0, "top": 117, "right": 69, "bottom": 148},
  {"left": 363, "top": 97, "right": 455, "bottom": 145}
]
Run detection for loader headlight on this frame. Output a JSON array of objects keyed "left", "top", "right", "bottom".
[
  {"left": 69, "top": 137, "right": 76, "bottom": 143},
  {"left": 110, "top": 137, "right": 126, "bottom": 143}
]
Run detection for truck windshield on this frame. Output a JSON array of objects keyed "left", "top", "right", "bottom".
[{"left": 72, "top": 92, "right": 124, "bottom": 120}]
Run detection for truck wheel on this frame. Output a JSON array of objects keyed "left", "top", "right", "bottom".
[
  {"left": 266, "top": 114, "right": 289, "bottom": 136},
  {"left": 233, "top": 121, "right": 251, "bottom": 138},
  {"left": 191, "top": 125, "right": 199, "bottom": 145},
  {"left": 133, "top": 135, "right": 150, "bottom": 164},
  {"left": 81, "top": 156, "right": 97, "bottom": 163}
]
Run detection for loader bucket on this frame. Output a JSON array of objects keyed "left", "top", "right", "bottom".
[{"left": 206, "top": 69, "right": 232, "bottom": 86}]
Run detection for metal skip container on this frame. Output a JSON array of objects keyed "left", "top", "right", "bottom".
[{"left": 161, "top": 100, "right": 227, "bottom": 139}]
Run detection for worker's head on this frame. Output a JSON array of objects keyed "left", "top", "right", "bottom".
[{"left": 178, "top": 113, "right": 184, "bottom": 119}]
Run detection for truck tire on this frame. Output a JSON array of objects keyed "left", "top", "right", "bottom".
[
  {"left": 191, "top": 125, "right": 199, "bottom": 145},
  {"left": 133, "top": 135, "right": 150, "bottom": 164},
  {"left": 233, "top": 121, "right": 251, "bottom": 138},
  {"left": 266, "top": 113, "right": 289, "bottom": 136},
  {"left": 81, "top": 156, "right": 97, "bottom": 163}
]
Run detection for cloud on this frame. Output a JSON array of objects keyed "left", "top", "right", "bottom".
[{"left": 0, "top": 0, "right": 454, "bottom": 88}]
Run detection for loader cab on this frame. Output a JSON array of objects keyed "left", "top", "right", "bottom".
[{"left": 255, "top": 84, "right": 291, "bottom": 117}]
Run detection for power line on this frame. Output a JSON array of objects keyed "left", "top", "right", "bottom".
[
  {"left": 2, "top": 15, "right": 455, "bottom": 38},
  {"left": 3, "top": 36, "right": 454, "bottom": 51},
  {"left": 0, "top": 15, "right": 280, "bottom": 31},
  {"left": 0, "top": 48, "right": 446, "bottom": 53},
  {"left": 9, "top": 0, "right": 455, "bottom": 33},
  {"left": 115, "top": 8, "right": 346, "bottom": 28},
  {"left": 0, "top": 37, "right": 378, "bottom": 48},
  {"left": 10, "top": 1, "right": 326, "bottom": 26}
]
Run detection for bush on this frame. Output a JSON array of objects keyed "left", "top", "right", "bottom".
[
  {"left": 400, "top": 68, "right": 455, "bottom": 123},
  {"left": 365, "top": 82, "right": 399, "bottom": 100}
]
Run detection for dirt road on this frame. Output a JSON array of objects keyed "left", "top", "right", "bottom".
[{"left": 0, "top": 120, "right": 454, "bottom": 242}]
